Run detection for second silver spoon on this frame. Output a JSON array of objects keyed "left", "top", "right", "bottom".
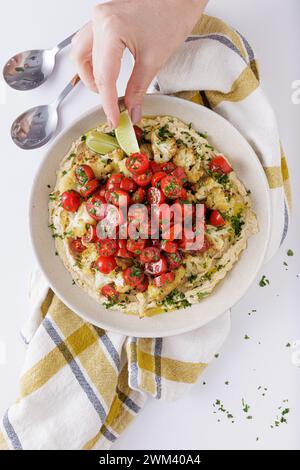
[{"left": 11, "top": 75, "right": 80, "bottom": 149}]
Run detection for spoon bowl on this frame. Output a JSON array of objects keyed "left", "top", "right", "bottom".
[
  {"left": 3, "top": 49, "right": 57, "bottom": 91},
  {"left": 11, "top": 104, "right": 58, "bottom": 149}
]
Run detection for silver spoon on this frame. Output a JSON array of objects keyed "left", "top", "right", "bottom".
[
  {"left": 3, "top": 32, "right": 76, "bottom": 91},
  {"left": 11, "top": 74, "right": 80, "bottom": 149}
]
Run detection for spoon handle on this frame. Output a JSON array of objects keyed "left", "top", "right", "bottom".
[
  {"left": 54, "top": 74, "right": 81, "bottom": 107},
  {"left": 56, "top": 31, "right": 78, "bottom": 51}
]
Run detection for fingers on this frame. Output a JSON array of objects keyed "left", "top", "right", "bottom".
[
  {"left": 70, "top": 22, "right": 97, "bottom": 93},
  {"left": 124, "top": 58, "right": 156, "bottom": 124},
  {"left": 92, "top": 24, "right": 125, "bottom": 128}
]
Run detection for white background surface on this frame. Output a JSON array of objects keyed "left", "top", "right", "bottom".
[{"left": 0, "top": 0, "right": 299, "bottom": 450}]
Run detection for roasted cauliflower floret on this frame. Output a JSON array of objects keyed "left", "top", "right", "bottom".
[
  {"left": 173, "top": 147, "right": 204, "bottom": 183},
  {"left": 151, "top": 129, "right": 177, "bottom": 163},
  {"left": 140, "top": 143, "right": 154, "bottom": 160},
  {"left": 205, "top": 186, "right": 231, "bottom": 213}
]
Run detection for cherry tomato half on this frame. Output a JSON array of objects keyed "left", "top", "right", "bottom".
[
  {"left": 209, "top": 155, "right": 232, "bottom": 174},
  {"left": 131, "top": 187, "right": 145, "bottom": 203},
  {"left": 126, "top": 153, "right": 150, "bottom": 175},
  {"left": 135, "top": 277, "right": 149, "bottom": 292},
  {"left": 161, "top": 223, "right": 182, "bottom": 241},
  {"left": 106, "top": 189, "right": 131, "bottom": 207},
  {"left": 153, "top": 272, "right": 175, "bottom": 287},
  {"left": 106, "top": 173, "right": 123, "bottom": 191},
  {"left": 133, "top": 125, "right": 144, "bottom": 143},
  {"left": 96, "top": 256, "right": 116, "bottom": 274},
  {"left": 144, "top": 257, "right": 167, "bottom": 276},
  {"left": 120, "top": 177, "right": 137, "bottom": 192},
  {"left": 127, "top": 239, "right": 146, "bottom": 255},
  {"left": 61, "top": 190, "right": 81, "bottom": 212},
  {"left": 165, "top": 251, "right": 183, "bottom": 270},
  {"left": 96, "top": 239, "right": 118, "bottom": 257},
  {"left": 209, "top": 210, "right": 225, "bottom": 227},
  {"left": 80, "top": 179, "right": 99, "bottom": 198},
  {"left": 86, "top": 195, "right": 107, "bottom": 221},
  {"left": 160, "top": 240, "right": 178, "bottom": 254},
  {"left": 101, "top": 284, "right": 118, "bottom": 299},
  {"left": 123, "top": 265, "right": 145, "bottom": 287},
  {"left": 150, "top": 161, "right": 162, "bottom": 173},
  {"left": 82, "top": 225, "right": 98, "bottom": 246},
  {"left": 75, "top": 165, "right": 95, "bottom": 185},
  {"left": 140, "top": 247, "right": 161, "bottom": 264},
  {"left": 151, "top": 171, "right": 167, "bottom": 188},
  {"left": 69, "top": 238, "right": 86, "bottom": 254},
  {"left": 160, "top": 161, "right": 176, "bottom": 174},
  {"left": 116, "top": 240, "right": 131, "bottom": 258},
  {"left": 132, "top": 169, "right": 153, "bottom": 187},
  {"left": 146, "top": 187, "right": 165, "bottom": 205},
  {"left": 160, "top": 175, "right": 182, "bottom": 199},
  {"left": 172, "top": 167, "right": 188, "bottom": 185}
]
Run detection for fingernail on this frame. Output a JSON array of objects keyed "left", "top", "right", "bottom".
[{"left": 130, "top": 105, "right": 141, "bottom": 124}]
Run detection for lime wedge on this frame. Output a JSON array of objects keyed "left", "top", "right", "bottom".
[
  {"left": 115, "top": 110, "right": 140, "bottom": 155},
  {"left": 86, "top": 130, "right": 120, "bottom": 154}
]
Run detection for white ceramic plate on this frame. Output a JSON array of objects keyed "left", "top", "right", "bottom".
[{"left": 30, "top": 94, "right": 271, "bottom": 337}]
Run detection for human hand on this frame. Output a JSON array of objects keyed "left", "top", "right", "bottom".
[{"left": 71, "top": 0, "right": 208, "bottom": 127}]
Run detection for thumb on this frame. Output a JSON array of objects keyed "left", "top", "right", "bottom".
[{"left": 125, "top": 59, "right": 156, "bottom": 124}]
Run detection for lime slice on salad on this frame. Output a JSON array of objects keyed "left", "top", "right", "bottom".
[
  {"left": 115, "top": 110, "right": 140, "bottom": 156},
  {"left": 86, "top": 130, "right": 120, "bottom": 155}
]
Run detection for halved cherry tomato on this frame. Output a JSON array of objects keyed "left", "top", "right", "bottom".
[
  {"left": 160, "top": 240, "right": 178, "bottom": 254},
  {"left": 132, "top": 169, "right": 153, "bottom": 187},
  {"left": 75, "top": 165, "right": 95, "bottom": 185},
  {"left": 80, "top": 179, "right": 99, "bottom": 198},
  {"left": 126, "top": 153, "right": 149, "bottom": 175},
  {"left": 209, "top": 155, "right": 232, "bottom": 174},
  {"left": 209, "top": 210, "right": 225, "bottom": 226},
  {"left": 96, "top": 239, "right": 118, "bottom": 257},
  {"left": 116, "top": 240, "right": 131, "bottom": 258},
  {"left": 96, "top": 256, "right": 116, "bottom": 274},
  {"left": 61, "top": 190, "right": 81, "bottom": 212},
  {"left": 165, "top": 251, "right": 183, "bottom": 270},
  {"left": 126, "top": 239, "right": 146, "bottom": 255},
  {"left": 147, "top": 187, "right": 165, "bottom": 205},
  {"left": 106, "top": 173, "right": 123, "bottom": 191},
  {"left": 106, "top": 189, "right": 131, "bottom": 207},
  {"left": 172, "top": 167, "right": 188, "bottom": 185},
  {"left": 86, "top": 194, "right": 107, "bottom": 221},
  {"left": 133, "top": 125, "right": 143, "bottom": 143},
  {"left": 131, "top": 187, "right": 145, "bottom": 203},
  {"left": 123, "top": 265, "right": 145, "bottom": 287},
  {"left": 98, "top": 187, "right": 107, "bottom": 198},
  {"left": 82, "top": 225, "right": 98, "bottom": 246},
  {"left": 162, "top": 223, "right": 182, "bottom": 241},
  {"left": 151, "top": 171, "right": 167, "bottom": 188},
  {"left": 135, "top": 277, "right": 149, "bottom": 292},
  {"left": 140, "top": 247, "right": 161, "bottom": 264},
  {"left": 150, "top": 161, "right": 162, "bottom": 173},
  {"left": 160, "top": 162, "right": 176, "bottom": 174},
  {"left": 160, "top": 175, "right": 182, "bottom": 199},
  {"left": 101, "top": 284, "right": 118, "bottom": 299},
  {"left": 120, "top": 177, "right": 137, "bottom": 192},
  {"left": 179, "top": 188, "right": 187, "bottom": 199},
  {"left": 69, "top": 238, "right": 86, "bottom": 254},
  {"left": 145, "top": 257, "right": 167, "bottom": 276},
  {"left": 153, "top": 272, "right": 175, "bottom": 287}
]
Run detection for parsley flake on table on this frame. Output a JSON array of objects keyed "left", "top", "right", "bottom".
[
  {"left": 287, "top": 249, "right": 294, "bottom": 256},
  {"left": 259, "top": 275, "right": 270, "bottom": 287}
]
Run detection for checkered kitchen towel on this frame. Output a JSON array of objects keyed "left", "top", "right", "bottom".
[{"left": 0, "top": 14, "right": 290, "bottom": 450}]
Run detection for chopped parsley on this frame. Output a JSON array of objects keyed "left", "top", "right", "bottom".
[
  {"left": 259, "top": 275, "right": 270, "bottom": 287},
  {"left": 231, "top": 213, "right": 244, "bottom": 237},
  {"left": 287, "top": 249, "right": 294, "bottom": 256},
  {"left": 161, "top": 289, "right": 191, "bottom": 310},
  {"left": 158, "top": 124, "right": 173, "bottom": 140}
]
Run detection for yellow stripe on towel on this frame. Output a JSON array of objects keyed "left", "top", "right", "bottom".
[{"left": 264, "top": 166, "right": 283, "bottom": 189}]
